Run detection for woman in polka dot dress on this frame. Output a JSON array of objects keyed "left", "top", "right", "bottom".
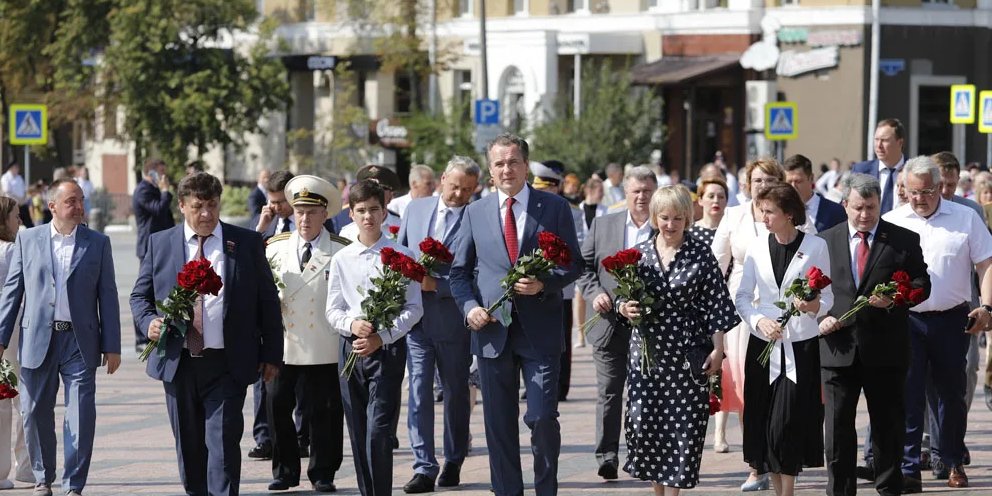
[{"left": 618, "top": 186, "right": 741, "bottom": 495}]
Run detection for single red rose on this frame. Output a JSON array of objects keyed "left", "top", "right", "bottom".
[
  {"left": 0, "top": 384, "right": 17, "bottom": 400},
  {"left": 708, "top": 392, "right": 721, "bottom": 416},
  {"left": 388, "top": 225, "right": 400, "bottom": 235},
  {"left": 806, "top": 266, "right": 824, "bottom": 281},
  {"left": 616, "top": 249, "right": 642, "bottom": 267},
  {"left": 419, "top": 237, "right": 453, "bottom": 264},
  {"left": 908, "top": 288, "right": 925, "bottom": 304},
  {"left": 400, "top": 259, "right": 427, "bottom": 283},
  {"left": 809, "top": 272, "right": 832, "bottom": 291},
  {"left": 601, "top": 255, "right": 618, "bottom": 272},
  {"left": 892, "top": 271, "right": 911, "bottom": 284},
  {"left": 197, "top": 272, "right": 223, "bottom": 296},
  {"left": 380, "top": 247, "right": 399, "bottom": 266}
]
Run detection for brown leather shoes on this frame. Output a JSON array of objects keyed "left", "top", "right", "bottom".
[{"left": 948, "top": 465, "right": 969, "bottom": 488}]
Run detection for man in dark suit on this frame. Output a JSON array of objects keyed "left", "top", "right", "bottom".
[
  {"left": 578, "top": 165, "right": 657, "bottom": 481},
  {"left": 450, "top": 133, "right": 582, "bottom": 496},
  {"left": 817, "top": 173, "right": 930, "bottom": 496},
  {"left": 852, "top": 118, "right": 906, "bottom": 215},
  {"left": 130, "top": 172, "right": 283, "bottom": 496},
  {"left": 783, "top": 154, "right": 846, "bottom": 233},
  {"left": 253, "top": 170, "right": 296, "bottom": 242},
  {"left": 132, "top": 157, "right": 175, "bottom": 351},
  {"left": 248, "top": 169, "right": 270, "bottom": 219},
  {"left": 397, "top": 156, "right": 480, "bottom": 493}
]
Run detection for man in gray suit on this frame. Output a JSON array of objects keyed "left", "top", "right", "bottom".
[
  {"left": 0, "top": 179, "right": 121, "bottom": 496},
  {"left": 578, "top": 166, "right": 656, "bottom": 480},
  {"left": 397, "top": 156, "right": 480, "bottom": 493}
]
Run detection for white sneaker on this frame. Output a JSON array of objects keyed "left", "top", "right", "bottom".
[{"left": 0, "top": 480, "right": 14, "bottom": 490}]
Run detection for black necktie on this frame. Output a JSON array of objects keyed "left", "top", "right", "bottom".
[
  {"left": 300, "top": 242, "right": 311, "bottom": 272},
  {"left": 280, "top": 218, "right": 291, "bottom": 233},
  {"left": 881, "top": 167, "right": 895, "bottom": 214}
]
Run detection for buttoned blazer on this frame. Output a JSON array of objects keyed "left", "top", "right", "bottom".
[
  {"left": 266, "top": 228, "right": 347, "bottom": 365},
  {"left": 130, "top": 222, "right": 283, "bottom": 387},
  {"left": 0, "top": 225, "right": 121, "bottom": 369},
  {"left": 817, "top": 219, "right": 931, "bottom": 368},
  {"left": 449, "top": 187, "right": 582, "bottom": 357},
  {"left": 397, "top": 196, "right": 466, "bottom": 343}
]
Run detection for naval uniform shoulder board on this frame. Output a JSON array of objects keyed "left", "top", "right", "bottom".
[
  {"left": 328, "top": 233, "right": 352, "bottom": 246},
  {"left": 266, "top": 232, "right": 292, "bottom": 246}
]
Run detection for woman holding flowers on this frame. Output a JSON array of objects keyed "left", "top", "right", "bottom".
[
  {"left": 617, "top": 185, "right": 739, "bottom": 495},
  {"left": 0, "top": 197, "right": 30, "bottom": 488},
  {"left": 735, "top": 183, "right": 833, "bottom": 496}
]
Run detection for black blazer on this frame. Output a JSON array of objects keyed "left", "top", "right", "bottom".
[
  {"left": 814, "top": 194, "right": 847, "bottom": 233},
  {"left": 132, "top": 180, "right": 175, "bottom": 259},
  {"left": 248, "top": 186, "right": 267, "bottom": 217},
  {"left": 818, "top": 219, "right": 930, "bottom": 369}
]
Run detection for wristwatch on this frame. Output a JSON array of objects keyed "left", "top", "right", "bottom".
[{"left": 981, "top": 304, "right": 992, "bottom": 315}]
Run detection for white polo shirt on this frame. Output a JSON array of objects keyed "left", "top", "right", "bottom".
[{"left": 883, "top": 200, "right": 992, "bottom": 312}]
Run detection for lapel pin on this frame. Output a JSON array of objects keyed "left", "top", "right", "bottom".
[
  {"left": 797, "top": 251, "right": 805, "bottom": 259},
  {"left": 225, "top": 240, "right": 236, "bottom": 255}
]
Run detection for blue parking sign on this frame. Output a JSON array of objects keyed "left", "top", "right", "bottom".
[{"left": 474, "top": 99, "right": 499, "bottom": 125}]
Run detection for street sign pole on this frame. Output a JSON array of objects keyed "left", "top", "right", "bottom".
[{"left": 24, "top": 146, "right": 30, "bottom": 186}]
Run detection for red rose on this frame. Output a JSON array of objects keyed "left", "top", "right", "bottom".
[
  {"left": 0, "top": 384, "right": 17, "bottom": 400},
  {"left": 388, "top": 225, "right": 400, "bottom": 235},
  {"left": 806, "top": 266, "right": 832, "bottom": 291},
  {"left": 400, "top": 259, "right": 427, "bottom": 283},
  {"left": 197, "top": 272, "right": 223, "bottom": 296},
  {"left": 896, "top": 283, "right": 912, "bottom": 300},
  {"left": 419, "top": 237, "right": 453, "bottom": 264},
  {"left": 708, "top": 392, "right": 721, "bottom": 416},
  {"left": 908, "top": 288, "right": 926, "bottom": 304},
  {"left": 380, "top": 247, "right": 399, "bottom": 266},
  {"left": 601, "top": 255, "right": 619, "bottom": 272},
  {"left": 892, "top": 271, "right": 911, "bottom": 284},
  {"left": 893, "top": 292, "right": 906, "bottom": 306},
  {"left": 616, "top": 249, "right": 642, "bottom": 267}
]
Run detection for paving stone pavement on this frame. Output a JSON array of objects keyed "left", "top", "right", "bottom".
[{"left": 3, "top": 230, "right": 991, "bottom": 495}]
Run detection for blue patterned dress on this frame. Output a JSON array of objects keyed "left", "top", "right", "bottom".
[{"left": 624, "top": 234, "right": 740, "bottom": 488}]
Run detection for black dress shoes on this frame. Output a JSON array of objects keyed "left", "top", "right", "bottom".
[
  {"left": 249, "top": 442, "right": 272, "bottom": 460},
  {"left": 313, "top": 480, "right": 337, "bottom": 493},
  {"left": 902, "top": 474, "right": 923, "bottom": 494},
  {"left": 438, "top": 462, "right": 461, "bottom": 487},
  {"left": 267, "top": 478, "right": 299, "bottom": 491},
  {"left": 985, "top": 385, "right": 992, "bottom": 412},
  {"left": 403, "top": 473, "right": 435, "bottom": 494},
  {"left": 598, "top": 459, "right": 619, "bottom": 480},
  {"left": 856, "top": 460, "right": 876, "bottom": 482}
]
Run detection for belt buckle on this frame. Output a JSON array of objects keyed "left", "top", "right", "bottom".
[{"left": 188, "top": 349, "right": 203, "bottom": 358}]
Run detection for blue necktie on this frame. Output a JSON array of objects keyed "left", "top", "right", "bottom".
[{"left": 880, "top": 167, "right": 894, "bottom": 214}]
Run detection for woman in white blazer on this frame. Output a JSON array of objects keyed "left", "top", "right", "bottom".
[
  {"left": 735, "top": 184, "right": 832, "bottom": 496},
  {"left": 710, "top": 159, "right": 784, "bottom": 487},
  {"left": 0, "top": 196, "right": 30, "bottom": 488}
]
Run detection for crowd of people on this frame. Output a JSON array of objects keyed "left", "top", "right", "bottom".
[{"left": 0, "top": 121, "right": 988, "bottom": 496}]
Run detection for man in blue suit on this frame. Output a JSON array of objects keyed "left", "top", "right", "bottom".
[
  {"left": 783, "top": 154, "right": 847, "bottom": 233},
  {"left": 450, "top": 134, "right": 582, "bottom": 496},
  {"left": 0, "top": 178, "right": 121, "bottom": 496},
  {"left": 852, "top": 118, "right": 906, "bottom": 215},
  {"left": 397, "top": 156, "right": 480, "bottom": 493},
  {"left": 130, "top": 172, "right": 283, "bottom": 496},
  {"left": 132, "top": 157, "right": 175, "bottom": 351}
]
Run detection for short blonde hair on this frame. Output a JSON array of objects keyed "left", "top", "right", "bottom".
[
  {"left": 975, "top": 179, "right": 992, "bottom": 203},
  {"left": 649, "top": 185, "right": 694, "bottom": 231},
  {"left": 744, "top": 157, "right": 785, "bottom": 191}
]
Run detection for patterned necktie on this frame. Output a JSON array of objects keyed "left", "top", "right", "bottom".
[
  {"left": 188, "top": 234, "right": 207, "bottom": 355},
  {"left": 856, "top": 231, "right": 870, "bottom": 283},
  {"left": 300, "top": 242, "right": 312, "bottom": 272},
  {"left": 504, "top": 197, "right": 519, "bottom": 264},
  {"left": 880, "top": 167, "right": 895, "bottom": 214}
]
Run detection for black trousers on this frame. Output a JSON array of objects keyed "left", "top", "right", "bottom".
[
  {"left": 266, "top": 363, "right": 343, "bottom": 485},
  {"left": 558, "top": 300, "right": 573, "bottom": 400},
  {"left": 340, "top": 337, "right": 407, "bottom": 496}
]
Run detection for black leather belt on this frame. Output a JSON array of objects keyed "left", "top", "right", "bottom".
[
  {"left": 53, "top": 321, "right": 72, "bottom": 332},
  {"left": 183, "top": 348, "right": 223, "bottom": 359},
  {"left": 911, "top": 302, "right": 969, "bottom": 317}
]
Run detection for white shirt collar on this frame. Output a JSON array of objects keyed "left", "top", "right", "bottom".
[
  {"left": 49, "top": 223, "right": 78, "bottom": 240},
  {"left": 878, "top": 155, "right": 905, "bottom": 172},
  {"left": 183, "top": 221, "right": 223, "bottom": 243},
  {"left": 625, "top": 211, "right": 651, "bottom": 231},
  {"left": 496, "top": 184, "right": 530, "bottom": 209},
  {"left": 848, "top": 221, "right": 880, "bottom": 240},
  {"left": 805, "top": 194, "right": 821, "bottom": 210}
]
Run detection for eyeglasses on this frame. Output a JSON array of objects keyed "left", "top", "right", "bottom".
[
  {"left": 751, "top": 178, "right": 777, "bottom": 185},
  {"left": 907, "top": 188, "right": 937, "bottom": 198}
]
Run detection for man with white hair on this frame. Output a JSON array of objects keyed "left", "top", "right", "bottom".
[
  {"left": 389, "top": 165, "right": 437, "bottom": 218},
  {"left": 883, "top": 155, "right": 992, "bottom": 491}
]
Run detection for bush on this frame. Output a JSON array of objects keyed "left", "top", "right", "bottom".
[{"left": 221, "top": 185, "right": 251, "bottom": 217}]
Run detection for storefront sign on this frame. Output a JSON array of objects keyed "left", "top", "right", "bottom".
[
  {"left": 777, "top": 28, "right": 808, "bottom": 44},
  {"left": 776, "top": 46, "right": 839, "bottom": 78},
  {"left": 557, "top": 34, "right": 590, "bottom": 55},
  {"left": 879, "top": 59, "right": 905, "bottom": 77},
  {"left": 807, "top": 30, "right": 862, "bottom": 48},
  {"left": 369, "top": 118, "right": 410, "bottom": 148}
]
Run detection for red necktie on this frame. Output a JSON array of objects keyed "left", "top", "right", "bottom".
[
  {"left": 856, "top": 231, "right": 870, "bottom": 282},
  {"left": 504, "top": 197, "right": 519, "bottom": 265},
  {"left": 188, "top": 234, "right": 207, "bottom": 355}
]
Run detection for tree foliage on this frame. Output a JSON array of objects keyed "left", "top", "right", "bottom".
[
  {"left": 403, "top": 99, "right": 475, "bottom": 169},
  {"left": 102, "top": 0, "right": 290, "bottom": 173},
  {"left": 529, "top": 62, "right": 664, "bottom": 179}
]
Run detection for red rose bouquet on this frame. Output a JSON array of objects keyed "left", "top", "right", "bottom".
[
  {"left": 578, "top": 248, "right": 643, "bottom": 335},
  {"left": 837, "top": 270, "right": 925, "bottom": 323},
  {"left": 138, "top": 258, "right": 224, "bottom": 362},
  {"left": 340, "top": 247, "right": 426, "bottom": 379},
  {"left": 0, "top": 359, "right": 18, "bottom": 400},
  {"left": 759, "top": 265, "right": 832, "bottom": 367},
  {"left": 484, "top": 231, "right": 572, "bottom": 324},
  {"left": 417, "top": 237, "right": 454, "bottom": 275}
]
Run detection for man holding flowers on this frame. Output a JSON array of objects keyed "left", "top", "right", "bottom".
[
  {"left": 818, "top": 173, "right": 930, "bottom": 496},
  {"left": 449, "top": 133, "right": 581, "bottom": 496},
  {"left": 130, "top": 172, "right": 283, "bottom": 496},
  {"left": 325, "top": 180, "right": 423, "bottom": 496},
  {"left": 396, "top": 156, "right": 480, "bottom": 493}
]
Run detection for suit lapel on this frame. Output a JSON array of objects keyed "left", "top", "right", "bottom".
[
  {"left": 485, "top": 193, "right": 512, "bottom": 266},
  {"left": 171, "top": 225, "right": 187, "bottom": 282},
  {"left": 221, "top": 223, "right": 237, "bottom": 318},
  {"left": 442, "top": 203, "right": 465, "bottom": 248},
  {"left": 521, "top": 187, "right": 544, "bottom": 253},
  {"left": 38, "top": 229, "right": 54, "bottom": 282},
  {"left": 67, "top": 227, "right": 90, "bottom": 278},
  {"left": 859, "top": 223, "right": 890, "bottom": 292},
  {"left": 830, "top": 226, "right": 857, "bottom": 294}
]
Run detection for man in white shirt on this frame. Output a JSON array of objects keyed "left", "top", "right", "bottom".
[
  {"left": 1, "top": 162, "right": 30, "bottom": 228},
  {"left": 883, "top": 155, "right": 992, "bottom": 490},
  {"left": 388, "top": 164, "right": 437, "bottom": 218},
  {"left": 578, "top": 165, "right": 656, "bottom": 481},
  {"left": 601, "top": 163, "right": 625, "bottom": 206}
]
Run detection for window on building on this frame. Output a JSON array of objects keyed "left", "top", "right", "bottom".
[
  {"left": 779, "top": 0, "right": 799, "bottom": 5},
  {"left": 514, "top": 0, "right": 527, "bottom": 15},
  {"left": 459, "top": 0, "right": 473, "bottom": 16},
  {"left": 646, "top": 0, "right": 658, "bottom": 8},
  {"left": 922, "top": 0, "right": 952, "bottom": 4},
  {"left": 395, "top": 71, "right": 425, "bottom": 114},
  {"left": 455, "top": 70, "right": 472, "bottom": 121},
  {"left": 566, "top": 0, "right": 589, "bottom": 12},
  {"left": 304, "top": 0, "right": 316, "bottom": 20}
]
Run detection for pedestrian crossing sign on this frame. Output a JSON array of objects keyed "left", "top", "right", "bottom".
[
  {"left": 979, "top": 91, "right": 992, "bottom": 134},
  {"left": 764, "top": 102, "right": 797, "bottom": 140},
  {"left": 8, "top": 104, "right": 47, "bottom": 145},
  {"left": 950, "top": 84, "right": 975, "bottom": 124}
]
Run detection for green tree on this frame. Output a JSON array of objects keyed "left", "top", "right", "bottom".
[
  {"left": 530, "top": 62, "right": 664, "bottom": 178},
  {"left": 101, "top": 0, "right": 291, "bottom": 174},
  {"left": 403, "top": 99, "right": 475, "bottom": 169}
]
